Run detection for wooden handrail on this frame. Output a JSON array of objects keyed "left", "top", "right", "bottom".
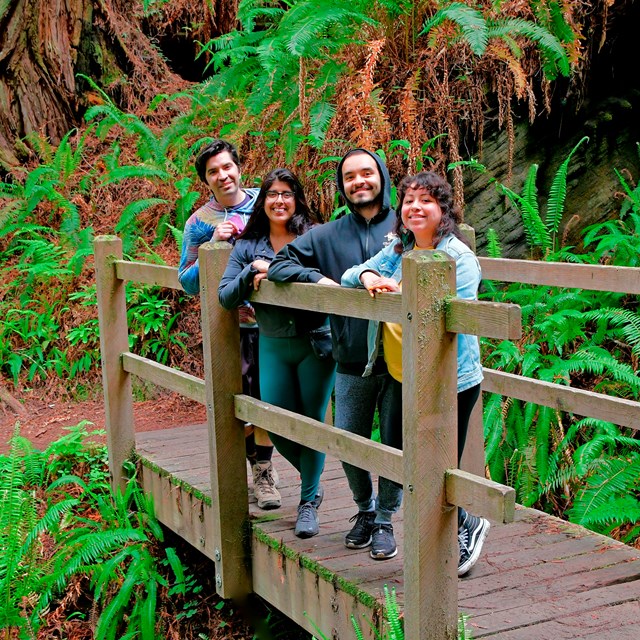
[
  {"left": 96, "top": 235, "right": 640, "bottom": 640},
  {"left": 483, "top": 368, "right": 640, "bottom": 431},
  {"left": 480, "top": 257, "right": 640, "bottom": 294}
]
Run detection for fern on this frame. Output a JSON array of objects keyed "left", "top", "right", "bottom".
[
  {"left": 115, "top": 198, "right": 168, "bottom": 255},
  {"left": 546, "top": 136, "right": 589, "bottom": 242},
  {"left": 421, "top": 3, "right": 488, "bottom": 55},
  {"left": 487, "top": 17, "right": 571, "bottom": 79}
]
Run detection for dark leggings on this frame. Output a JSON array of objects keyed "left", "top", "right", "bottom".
[
  {"left": 457, "top": 383, "right": 481, "bottom": 526},
  {"left": 259, "top": 334, "right": 336, "bottom": 503}
]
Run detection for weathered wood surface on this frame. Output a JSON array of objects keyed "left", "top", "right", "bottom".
[
  {"left": 446, "top": 469, "right": 515, "bottom": 524},
  {"left": 479, "top": 258, "right": 640, "bottom": 294},
  {"left": 114, "top": 260, "right": 183, "bottom": 290},
  {"left": 483, "top": 368, "right": 640, "bottom": 431},
  {"left": 402, "top": 252, "right": 459, "bottom": 639},
  {"left": 199, "top": 242, "right": 251, "bottom": 600},
  {"left": 121, "top": 353, "right": 206, "bottom": 403},
  {"left": 447, "top": 299, "right": 522, "bottom": 340},
  {"left": 136, "top": 424, "right": 640, "bottom": 639},
  {"left": 94, "top": 236, "right": 134, "bottom": 492}
]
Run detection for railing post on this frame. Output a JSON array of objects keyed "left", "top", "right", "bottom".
[
  {"left": 94, "top": 235, "right": 135, "bottom": 493},
  {"left": 199, "top": 242, "right": 252, "bottom": 600},
  {"left": 402, "top": 251, "right": 458, "bottom": 639}
]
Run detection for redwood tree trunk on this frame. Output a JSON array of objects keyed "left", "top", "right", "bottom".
[{"left": 0, "top": 0, "right": 194, "bottom": 170}]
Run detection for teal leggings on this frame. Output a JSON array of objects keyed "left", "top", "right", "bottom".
[{"left": 259, "top": 334, "right": 336, "bottom": 503}]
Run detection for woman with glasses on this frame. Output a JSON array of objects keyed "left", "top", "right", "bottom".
[{"left": 218, "top": 168, "right": 336, "bottom": 538}]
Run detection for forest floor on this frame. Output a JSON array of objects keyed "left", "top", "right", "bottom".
[{"left": 0, "top": 389, "right": 206, "bottom": 455}]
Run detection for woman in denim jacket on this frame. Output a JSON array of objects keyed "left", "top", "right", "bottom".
[
  {"left": 341, "top": 171, "right": 489, "bottom": 575},
  {"left": 219, "top": 168, "right": 336, "bottom": 539}
]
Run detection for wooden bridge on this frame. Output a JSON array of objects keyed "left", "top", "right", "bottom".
[{"left": 94, "top": 236, "right": 640, "bottom": 639}]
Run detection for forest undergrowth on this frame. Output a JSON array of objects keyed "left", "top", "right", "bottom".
[{"left": 0, "top": 1, "right": 639, "bottom": 635}]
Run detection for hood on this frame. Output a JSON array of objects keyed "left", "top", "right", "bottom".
[{"left": 336, "top": 149, "right": 393, "bottom": 218}]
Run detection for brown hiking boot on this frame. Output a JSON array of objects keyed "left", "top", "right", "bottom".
[{"left": 252, "top": 460, "right": 281, "bottom": 510}]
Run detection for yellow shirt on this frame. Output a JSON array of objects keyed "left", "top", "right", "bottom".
[
  {"left": 382, "top": 282, "right": 403, "bottom": 382},
  {"left": 381, "top": 245, "right": 433, "bottom": 383}
]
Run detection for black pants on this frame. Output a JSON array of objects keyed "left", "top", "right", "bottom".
[
  {"left": 240, "top": 327, "right": 260, "bottom": 399},
  {"left": 457, "top": 383, "right": 481, "bottom": 526}
]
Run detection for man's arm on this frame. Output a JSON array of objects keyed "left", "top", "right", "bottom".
[
  {"left": 177, "top": 217, "right": 207, "bottom": 295},
  {"left": 268, "top": 231, "right": 326, "bottom": 283},
  {"left": 178, "top": 213, "right": 239, "bottom": 294}
]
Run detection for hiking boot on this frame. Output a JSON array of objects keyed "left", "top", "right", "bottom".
[
  {"left": 252, "top": 461, "right": 281, "bottom": 510},
  {"left": 458, "top": 514, "right": 490, "bottom": 576},
  {"left": 345, "top": 511, "right": 376, "bottom": 549},
  {"left": 295, "top": 502, "right": 319, "bottom": 538},
  {"left": 370, "top": 524, "right": 397, "bottom": 560}
]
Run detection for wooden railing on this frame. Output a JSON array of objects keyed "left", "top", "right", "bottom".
[{"left": 95, "top": 235, "right": 640, "bottom": 638}]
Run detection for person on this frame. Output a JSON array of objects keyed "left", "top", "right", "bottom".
[
  {"left": 268, "top": 150, "right": 401, "bottom": 558},
  {"left": 178, "top": 139, "right": 281, "bottom": 510},
  {"left": 218, "top": 168, "right": 336, "bottom": 538},
  {"left": 341, "top": 170, "right": 490, "bottom": 575}
]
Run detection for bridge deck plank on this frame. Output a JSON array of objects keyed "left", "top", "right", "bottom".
[{"left": 135, "top": 424, "right": 640, "bottom": 639}]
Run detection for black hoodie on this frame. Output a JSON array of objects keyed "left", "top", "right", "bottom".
[{"left": 268, "top": 149, "right": 396, "bottom": 372}]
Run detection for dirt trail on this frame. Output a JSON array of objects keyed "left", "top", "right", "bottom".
[{"left": 0, "top": 391, "right": 206, "bottom": 454}]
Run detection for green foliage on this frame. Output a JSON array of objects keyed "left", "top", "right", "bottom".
[
  {"left": 197, "top": 0, "right": 376, "bottom": 154},
  {"left": 482, "top": 145, "right": 640, "bottom": 538},
  {"left": 0, "top": 423, "right": 191, "bottom": 639},
  {"left": 420, "top": 2, "right": 570, "bottom": 79}
]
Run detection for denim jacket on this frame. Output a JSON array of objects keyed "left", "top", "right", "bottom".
[{"left": 341, "top": 233, "right": 483, "bottom": 392}]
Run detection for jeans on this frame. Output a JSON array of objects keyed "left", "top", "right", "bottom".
[{"left": 334, "top": 371, "right": 403, "bottom": 525}]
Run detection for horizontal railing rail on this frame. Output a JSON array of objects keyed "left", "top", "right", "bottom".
[{"left": 96, "top": 235, "right": 640, "bottom": 640}]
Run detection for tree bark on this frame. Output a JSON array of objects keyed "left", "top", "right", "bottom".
[{"left": 0, "top": 0, "right": 190, "bottom": 170}]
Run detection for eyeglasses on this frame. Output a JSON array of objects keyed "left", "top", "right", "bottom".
[{"left": 266, "top": 190, "right": 295, "bottom": 201}]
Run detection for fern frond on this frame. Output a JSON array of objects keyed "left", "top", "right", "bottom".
[
  {"left": 309, "top": 101, "right": 336, "bottom": 148},
  {"left": 485, "top": 228, "right": 502, "bottom": 258},
  {"left": 487, "top": 17, "right": 571, "bottom": 79},
  {"left": 546, "top": 136, "right": 589, "bottom": 240},
  {"left": 421, "top": 3, "right": 488, "bottom": 56}
]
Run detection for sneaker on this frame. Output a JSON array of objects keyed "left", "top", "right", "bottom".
[
  {"left": 295, "top": 502, "right": 319, "bottom": 538},
  {"left": 458, "top": 514, "right": 490, "bottom": 576},
  {"left": 345, "top": 511, "right": 376, "bottom": 549},
  {"left": 370, "top": 524, "right": 397, "bottom": 560},
  {"left": 252, "top": 461, "right": 281, "bottom": 510},
  {"left": 313, "top": 484, "right": 324, "bottom": 509}
]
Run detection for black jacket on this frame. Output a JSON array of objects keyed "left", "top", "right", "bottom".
[
  {"left": 218, "top": 235, "right": 328, "bottom": 337},
  {"left": 268, "top": 150, "right": 396, "bottom": 371}
]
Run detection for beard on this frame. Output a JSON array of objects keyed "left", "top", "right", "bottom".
[{"left": 350, "top": 191, "right": 382, "bottom": 210}]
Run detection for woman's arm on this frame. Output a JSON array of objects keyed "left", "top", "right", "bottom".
[
  {"left": 454, "top": 250, "right": 482, "bottom": 301},
  {"left": 218, "top": 242, "right": 258, "bottom": 310},
  {"left": 340, "top": 244, "right": 393, "bottom": 288}
]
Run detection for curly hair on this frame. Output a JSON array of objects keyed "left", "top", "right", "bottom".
[
  {"left": 239, "top": 168, "right": 320, "bottom": 239},
  {"left": 393, "top": 171, "right": 469, "bottom": 253}
]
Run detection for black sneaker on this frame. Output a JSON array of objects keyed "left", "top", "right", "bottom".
[
  {"left": 370, "top": 524, "right": 397, "bottom": 560},
  {"left": 344, "top": 511, "right": 376, "bottom": 549},
  {"left": 458, "top": 514, "right": 490, "bottom": 576},
  {"left": 295, "top": 502, "right": 319, "bottom": 538}
]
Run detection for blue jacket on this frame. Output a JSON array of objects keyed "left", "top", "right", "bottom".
[{"left": 341, "top": 233, "right": 483, "bottom": 392}]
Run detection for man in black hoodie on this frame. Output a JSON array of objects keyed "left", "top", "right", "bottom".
[{"left": 268, "top": 149, "right": 401, "bottom": 559}]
